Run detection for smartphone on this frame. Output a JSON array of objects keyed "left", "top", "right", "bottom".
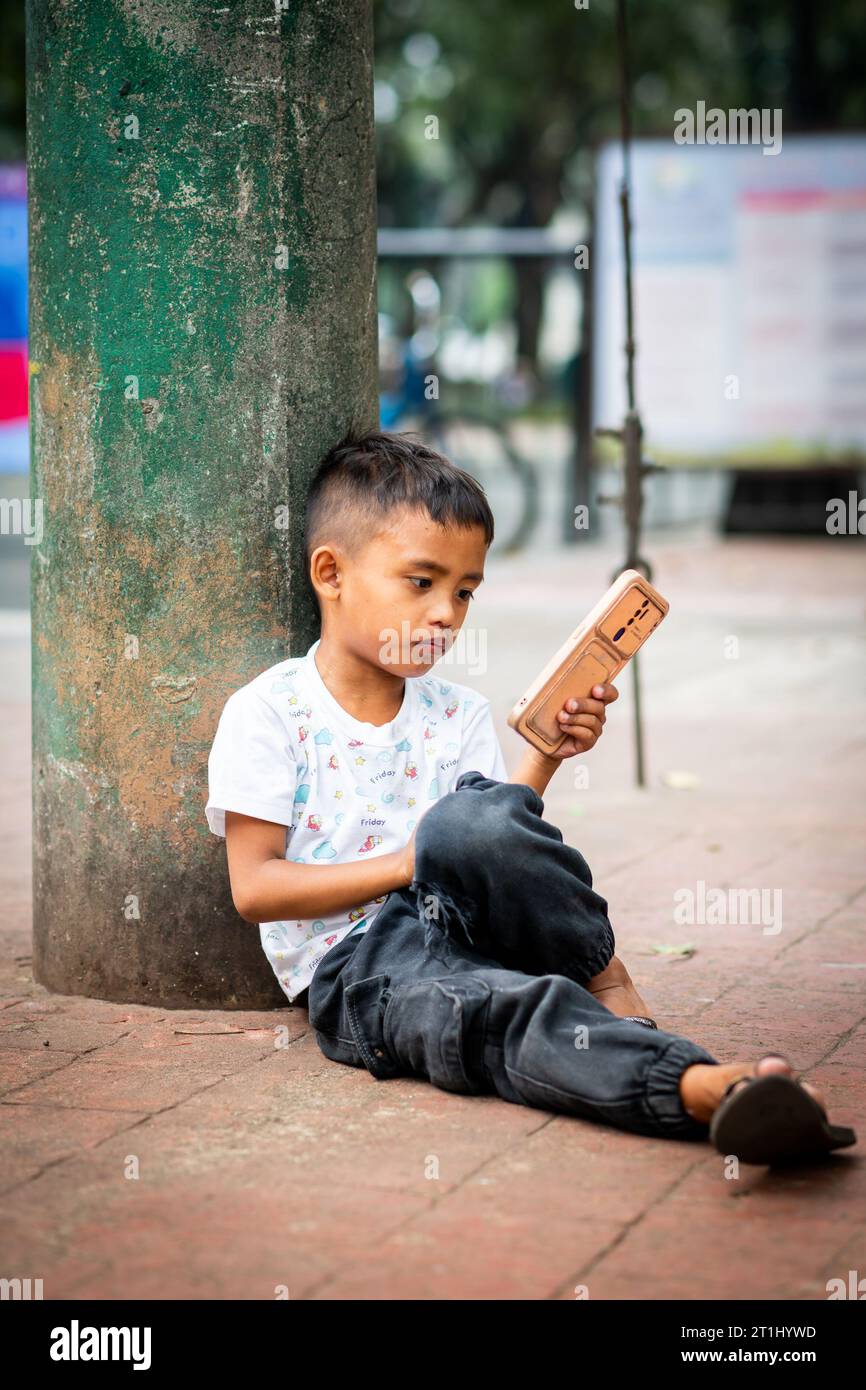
[{"left": 507, "top": 568, "right": 669, "bottom": 756}]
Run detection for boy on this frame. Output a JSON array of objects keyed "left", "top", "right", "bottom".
[{"left": 206, "top": 432, "right": 843, "bottom": 1159}]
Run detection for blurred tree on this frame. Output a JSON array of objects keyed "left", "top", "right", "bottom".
[
  {"left": 0, "top": 1, "right": 25, "bottom": 159},
  {"left": 3, "top": 0, "right": 866, "bottom": 360},
  {"left": 375, "top": 0, "right": 866, "bottom": 367}
]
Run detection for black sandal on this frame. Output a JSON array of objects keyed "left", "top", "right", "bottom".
[
  {"left": 709, "top": 1055, "right": 858, "bottom": 1165},
  {"left": 624, "top": 1015, "right": 658, "bottom": 1029}
]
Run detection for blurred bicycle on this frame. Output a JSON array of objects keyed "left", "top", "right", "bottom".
[{"left": 379, "top": 317, "right": 540, "bottom": 555}]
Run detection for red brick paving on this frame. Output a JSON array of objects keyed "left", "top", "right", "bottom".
[{"left": 1, "top": 535, "right": 864, "bottom": 1299}]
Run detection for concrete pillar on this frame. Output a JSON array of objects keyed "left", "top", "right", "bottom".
[{"left": 27, "top": 0, "right": 378, "bottom": 1006}]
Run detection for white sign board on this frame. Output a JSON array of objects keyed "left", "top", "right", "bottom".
[{"left": 593, "top": 135, "right": 866, "bottom": 466}]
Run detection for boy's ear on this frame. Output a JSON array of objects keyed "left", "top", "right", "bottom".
[{"left": 309, "top": 543, "right": 341, "bottom": 602}]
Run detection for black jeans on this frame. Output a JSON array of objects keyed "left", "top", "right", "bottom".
[{"left": 307, "top": 771, "right": 720, "bottom": 1140}]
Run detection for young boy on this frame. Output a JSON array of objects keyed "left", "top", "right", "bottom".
[{"left": 205, "top": 431, "right": 840, "bottom": 1159}]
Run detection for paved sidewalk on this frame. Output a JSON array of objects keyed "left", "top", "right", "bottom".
[{"left": 1, "top": 530, "right": 865, "bottom": 1300}]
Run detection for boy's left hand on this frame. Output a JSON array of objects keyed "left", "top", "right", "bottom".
[{"left": 551, "top": 682, "right": 619, "bottom": 759}]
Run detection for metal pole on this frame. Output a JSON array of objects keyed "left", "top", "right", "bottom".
[
  {"left": 615, "top": 0, "right": 651, "bottom": 787},
  {"left": 596, "top": 0, "right": 664, "bottom": 786}
]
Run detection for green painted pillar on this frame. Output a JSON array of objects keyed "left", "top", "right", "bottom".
[{"left": 27, "top": 0, "right": 378, "bottom": 1006}]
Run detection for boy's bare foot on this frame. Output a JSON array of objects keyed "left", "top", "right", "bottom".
[
  {"left": 585, "top": 954, "right": 651, "bottom": 1020},
  {"left": 679, "top": 1055, "right": 827, "bottom": 1125}
]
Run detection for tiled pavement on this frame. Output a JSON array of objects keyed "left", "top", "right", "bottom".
[{"left": 1, "top": 530, "right": 864, "bottom": 1299}]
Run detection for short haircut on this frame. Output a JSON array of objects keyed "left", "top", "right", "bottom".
[{"left": 303, "top": 430, "right": 495, "bottom": 610}]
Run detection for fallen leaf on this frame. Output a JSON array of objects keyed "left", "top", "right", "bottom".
[{"left": 650, "top": 943, "right": 697, "bottom": 959}]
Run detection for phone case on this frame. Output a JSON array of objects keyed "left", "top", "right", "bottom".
[{"left": 507, "top": 568, "right": 669, "bottom": 756}]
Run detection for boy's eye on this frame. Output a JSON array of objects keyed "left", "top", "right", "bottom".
[{"left": 408, "top": 577, "right": 475, "bottom": 602}]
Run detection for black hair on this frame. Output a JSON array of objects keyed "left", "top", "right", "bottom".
[{"left": 303, "top": 430, "right": 495, "bottom": 610}]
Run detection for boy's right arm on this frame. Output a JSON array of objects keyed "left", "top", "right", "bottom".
[{"left": 225, "top": 811, "right": 416, "bottom": 924}]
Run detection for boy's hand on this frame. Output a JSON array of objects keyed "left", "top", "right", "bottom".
[
  {"left": 399, "top": 823, "right": 418, "bottom": 886},
  {"left": 551, "top": 682, "right": 619, "bottom": 759}
]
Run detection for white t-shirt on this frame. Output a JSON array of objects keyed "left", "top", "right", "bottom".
[{"left": 205, "top": 638, "right": 508, "bottom": 1002}]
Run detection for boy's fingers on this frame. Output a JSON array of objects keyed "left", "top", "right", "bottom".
[
  {"left": 558, "top": 712, "right": 604, "bottom": 733},
  {"left": 560, "top": 696, "right": 606, "bottom": 718},
  {"left": 592, "top": 683, "right": 619, "bottom": 703},
  {"left": 567, "top": 725, "right": 598, "bottom": 747}
]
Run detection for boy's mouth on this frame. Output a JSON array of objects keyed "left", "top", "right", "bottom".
[{"left": 415, "top": 632, "right": 452, "bottom": 657}]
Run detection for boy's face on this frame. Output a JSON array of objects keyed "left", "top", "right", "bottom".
[{"left": 317, "top": 505, "right": 489, "bottom": 676}]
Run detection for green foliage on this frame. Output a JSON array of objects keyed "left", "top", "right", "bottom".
[{"left": 374, "top": 0, "right": 866, "bottom": 228}]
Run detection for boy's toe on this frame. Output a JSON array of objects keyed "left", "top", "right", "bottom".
[{"left": 729, "top": 1056, "right": 827, "bottom": 1119}]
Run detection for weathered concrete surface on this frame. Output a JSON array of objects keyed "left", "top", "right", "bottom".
[
  {"left": 26, "top": 1, "right": 378, "bottom": 1005},
  {"left": 2, "top": 533, "right": 864, "bottom": 1299}
]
